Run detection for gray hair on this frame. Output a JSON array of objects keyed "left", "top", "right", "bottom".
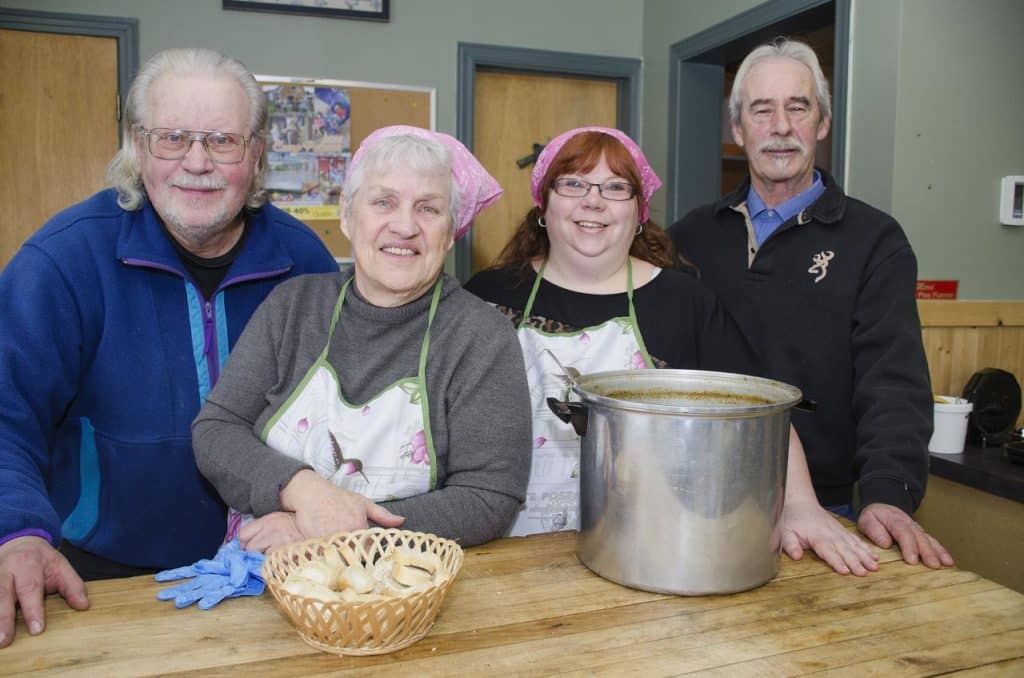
[
  {"left": 106, "top": 48, "right": 269, "bottom": 211},
  {"left": 729, "top": 39, "right": 832, "bottom": 125},
  {"left": 343, "top": 134, "right": 461, "bottom": 235}
]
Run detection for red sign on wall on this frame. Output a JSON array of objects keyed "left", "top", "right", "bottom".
[{"left": 916, "top": 280, "right": 959, "bottom": 299}]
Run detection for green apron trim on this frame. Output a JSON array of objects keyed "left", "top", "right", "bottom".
[
  {"left": 624, "top": 258, "right": 655, "bottom": 368},
  {"left": 517, "top": 260, "right": 547, "bottom": 331},
  {"left": 260, "top": 278, "right": 349, "bottom": 442},
  {"left": 418, "top": 280, "right": 443, "bottom": 490},
  {"left": 261, "top": 275, "right": 445, "bottom": 493},
  {"left": 519, "top": 258, "right": 654, "bottom": 367}
]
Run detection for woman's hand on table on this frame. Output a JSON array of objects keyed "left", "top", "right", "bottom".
[
  {"left": 0, "top": 536, "right": 89, "bottom": 648},
  {"left": 779, "top": 499, "right": 880, "bottom": 576},
  {"left": 280, "top": 470, "right": 405, "bottom": 539},
  {"left": 858, "top": 502, "right": 955, "bottom": 569},
  {"left": 239, "top": 512, "right": 305, "bottom": 553}
]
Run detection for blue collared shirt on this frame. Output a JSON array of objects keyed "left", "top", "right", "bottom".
[{"left": 747, "top": 171, "right": 825, "bottom": 246}]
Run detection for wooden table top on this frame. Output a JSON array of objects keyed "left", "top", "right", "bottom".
[{"left": 6, "top": 530, "right": 1024, "bottom": 676}]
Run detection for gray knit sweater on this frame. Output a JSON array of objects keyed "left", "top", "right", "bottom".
[{"left": 192, "top": 270, "right": 532, "bottom": 546}]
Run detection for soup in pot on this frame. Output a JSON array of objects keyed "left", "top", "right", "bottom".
[{"left": 601, "top": 389, "right": 774, "bottom": 408}]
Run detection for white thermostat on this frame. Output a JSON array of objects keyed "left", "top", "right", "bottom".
[{"left": 1000, "top": 176, "right": 1024, "bottom": 226}]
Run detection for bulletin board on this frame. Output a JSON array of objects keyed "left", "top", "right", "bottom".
[{"left": 256, "top": 75, "right": 435, "bottom": 260}]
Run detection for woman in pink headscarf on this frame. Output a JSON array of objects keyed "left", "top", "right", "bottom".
[
  {"left": 466, "top": 126, "right": 878, "bottom": 575},
  {"left": 193, "top": 126, "right": 532, "bottom": 551}
]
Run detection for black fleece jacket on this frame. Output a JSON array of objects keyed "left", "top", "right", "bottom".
[{"left": 668, "top": 170, "right": 932, "bottom": 514}]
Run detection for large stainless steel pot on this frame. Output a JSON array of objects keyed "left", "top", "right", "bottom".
[{"left": 548, "top": 369, "right": 805, "bottom": 595}]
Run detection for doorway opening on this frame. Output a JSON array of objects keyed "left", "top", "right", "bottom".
[{"left": 665, "top": 0, "right": 849, "bottom": 223}]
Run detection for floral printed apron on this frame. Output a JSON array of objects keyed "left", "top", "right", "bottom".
[
  {"left": 509, "top": 259, "right": 654, "bottom": 536},
  {"left": 225, "top": 278, "right": 441, "bottom": 540}
]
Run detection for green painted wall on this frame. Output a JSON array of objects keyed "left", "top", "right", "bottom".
[
  {"left": 844, "top": 0, "right": 901, "bottom": 215},
  {"left": 642, "top": 0, "right": 1023, "bottom": 299},
  {"left": 886, "top": 0, "right": 1023, "bottom": 299},
  {"left": 0, "top": 0, "right": 643, "bottom": 137},
  {"left": 5, "top": 0, "right": 1021, "bottom": 297}
]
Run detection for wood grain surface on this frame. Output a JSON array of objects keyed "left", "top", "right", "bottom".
[
  {"left": 470, "top": 70, "right": 617, "bottom": 274},
  {"left": 6, "top": 531, "right": 1023, "bottom": 676},
  {"left": 919, "top": 300, "right": 1024, "bottom": 428},
  {"left": 0, "top": 29, "right": 119, "bottom": 269}
]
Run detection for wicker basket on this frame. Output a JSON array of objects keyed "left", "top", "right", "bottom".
[{"left": 262, "top": 528, "right": 464, "bottom": 656}]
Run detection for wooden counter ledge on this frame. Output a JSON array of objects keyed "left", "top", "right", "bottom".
[{"left": 6, "top": 530, "right": 1024, "bottom": 676}]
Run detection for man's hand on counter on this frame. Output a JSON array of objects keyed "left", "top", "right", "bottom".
[
  {"left": 858, "top": 503, "right": 956, "bottom": 569},
  {"left": 778, "top": 499, "right": 880, "bottom": 576},
  {"left": 0, "top": 536, "right": 89, "bottom": 648}
]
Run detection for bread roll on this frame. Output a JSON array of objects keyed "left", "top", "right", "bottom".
[
  {"left": 338, "top": 563, "right": 375, "bottom": 594},
  {"left": 391, "top": 561, "right": 434, "bottom": 588},
  {"left": 289, "top": 560, "right": 338, "bottom": 589},
  {"left": 392, "top": 546, "right": 443, "bottom": 574},
  {"left": 279, "top": 541, "right": 446, "bottom": 602},
  {"left": 282, "top": 574, "right": 343, "bottom": 602}
]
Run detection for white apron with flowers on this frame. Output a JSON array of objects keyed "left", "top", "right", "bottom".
[
  {"left": 225, "top": 278, "right": 441, "bottom": 540},
  {"left": 509, "top": 259, "right": 654, "bottom": 536}
]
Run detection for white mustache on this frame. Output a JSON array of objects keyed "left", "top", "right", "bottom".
[
  {"left": 757, "top": 139, "right": 807, "bottom": 155},
  {"left": 171, "top": 175, "right": 227, "bottom": 190}
]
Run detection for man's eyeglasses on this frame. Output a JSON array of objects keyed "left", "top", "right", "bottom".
[
  {"left": 552, "top": 177, "right": 636, "bottom": 201},
  {"left": 137, "top": 127, "right": 253, "bottom": 164}
]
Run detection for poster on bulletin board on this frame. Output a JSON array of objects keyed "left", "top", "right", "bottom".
[
  {"left": 256, "top": 75, "right": 435, "bottom": 259},
  {"left": 262, "top": 81, "right": 352, "bottom": 220}
]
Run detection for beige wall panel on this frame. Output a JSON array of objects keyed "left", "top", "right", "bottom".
[
  {"left": 916, "top": 476, "right": 1024, "bottom": 594},
  {"left": 920, "top": 301, "right": 1024, "bottom": 427}
]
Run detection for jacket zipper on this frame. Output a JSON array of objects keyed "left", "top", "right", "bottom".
[{"left": 122, "top": 258, "right": 291, "bottom": 388}]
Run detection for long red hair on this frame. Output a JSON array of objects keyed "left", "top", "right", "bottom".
[{"left": 491, "top": 131, "right": 678, "bottom": 277}]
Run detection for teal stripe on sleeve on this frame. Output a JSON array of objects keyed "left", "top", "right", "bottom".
[{"left": 61, "top": 417, "right": 100, "bottom": 541}]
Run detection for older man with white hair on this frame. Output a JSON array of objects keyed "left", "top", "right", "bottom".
[
  {"left": 669, "top": 39, "right": 953, "bottom": 571},
  {"left": 0, "top": 47, "right": 338, "bottom": 647}
]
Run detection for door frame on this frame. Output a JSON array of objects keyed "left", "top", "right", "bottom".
[
  {"left": 454, "top": 42, "right": 642, "bottom": 281},
  {"left": 665, "top": 0, "right": 850, "bottom": 224},
  {"left": 0, "top": 7, "right": 139, "bottom": 127}
]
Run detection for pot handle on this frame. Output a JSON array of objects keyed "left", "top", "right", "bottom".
[
  {"left": 795, "top": 398, "right": 817, "bottom": 412},
  {"left": 546, "top": 398, "right": 588, "bottom": 437}
]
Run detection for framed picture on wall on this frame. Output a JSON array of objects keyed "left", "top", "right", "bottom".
[{"left": 223, "top": 0, "right": 389, "bottom": 22}]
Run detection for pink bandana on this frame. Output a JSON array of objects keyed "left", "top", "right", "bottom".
[
  {"left": 530, "top": 126, "right": 661, "bottom": 223},
  {"left": 351, "top": 125, "right": 503, "bottom": 240}
]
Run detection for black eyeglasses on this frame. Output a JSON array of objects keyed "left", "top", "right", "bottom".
[
  {"left": 137, "top": 127, "right": 253, "bottom": 164},
  {"left": 552, "top": 177, "right": 636, "bottom": 201}
]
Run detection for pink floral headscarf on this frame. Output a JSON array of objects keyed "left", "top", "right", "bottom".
[
  {"left": 351, "top": 125, "right": 503, "bottom": 240},
  {"left": 530, "top": 126, "right": 661, "bottom": 224}
]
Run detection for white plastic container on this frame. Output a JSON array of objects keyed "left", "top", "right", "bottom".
[{"left": 928, "top": 397, "right": 973, "bottom": 455}]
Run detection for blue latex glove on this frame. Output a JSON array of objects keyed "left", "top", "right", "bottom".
[{"left": 155, "top": 538, "right": 265, "bottom": 610}]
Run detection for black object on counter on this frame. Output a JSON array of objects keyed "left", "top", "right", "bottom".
[
  {"left": 930, "top": 441, "right": 1024, "bottom": 504},
  {"left": 962, "top": 368, "right": 1022, "bottom": 447},
  {"left": 1005, "top": 440, "right": 1024, "bottom": 466}
]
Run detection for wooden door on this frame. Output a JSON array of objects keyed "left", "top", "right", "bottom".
[
  {"left": 0, "top": 29, "right": 119, "bottom": 268},
  {"left": 471, "top": 71, "right": 617, "bottom": 273}
]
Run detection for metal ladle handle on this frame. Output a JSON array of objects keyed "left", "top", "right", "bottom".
[{"left": 543, "top": 349, "right": 582, "bottom": 388}]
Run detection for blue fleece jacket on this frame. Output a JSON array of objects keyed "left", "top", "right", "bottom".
[{"left": 0, "top": 189, "right": 338, "bottom": 568}]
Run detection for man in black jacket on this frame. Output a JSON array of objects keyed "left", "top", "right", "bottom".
[{"left": 669, "top": 39, "right": 953, "bottom": 569}]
